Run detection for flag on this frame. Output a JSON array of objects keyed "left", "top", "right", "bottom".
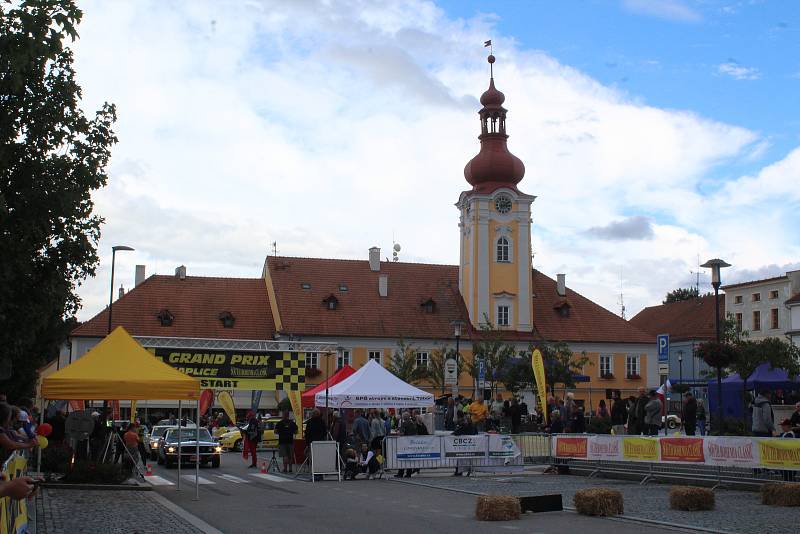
[
  {"left": 217, "top": 391, "right": 236, "bottom": 424},
  {"left": 484, "top": 40, "right": 492, "bottom": 47},
  {"left": 656, "top": 384, "right": 667, "bottom": 416},
  {"left": 250, "top": 390, "right": 262, "bottom": 412},
  {"left": 665, "top": 378, "right": 673, "bottom": 392},
  {"left": 285, "top": 390, "right": 303, "bottom": 435},
  {"left": 531, "top": 349, "right": 548, "bottom": 419},
  {"left": 130, "top": 400, "right": 137, "bottom": 422}
]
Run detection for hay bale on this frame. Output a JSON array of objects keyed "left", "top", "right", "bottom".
[
  {"left": 761, "top": 483, "right": 800, "bottom": 507},
  {"left": 573, "top": 488, "right": 624, "bottom": 517},
  {"left": 475, "top": 495, "right": 522, "bottom": 521},
  {"left": 669, "top": 486, "right": 715, "bottom": 511}
]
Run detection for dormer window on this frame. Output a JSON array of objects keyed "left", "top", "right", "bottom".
[
  {"left": 156, "top": 309, "right": 174, "bottom": 327},
  {"left": 553, "top": 299, "right": 572, "bottom": 318},
  {"left": 300, "top": 282, "right": 311, "bottom": 290},
  {"left": 323, "top": 294, "right": 339, "bottom": 310},
  {"left": 218, "top": 311, "right": 235, "bottom": 328},
  {"left": 421, "top": 298, "right": 436, "bottom": 314}
]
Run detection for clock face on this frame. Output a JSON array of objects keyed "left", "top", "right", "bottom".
[{"left": 494, "top": 195, "right": 512, "bottom": 214}]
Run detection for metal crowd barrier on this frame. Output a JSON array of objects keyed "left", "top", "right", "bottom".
[{"left": 383, "top": 435, "right": 524, "bottom": 471}]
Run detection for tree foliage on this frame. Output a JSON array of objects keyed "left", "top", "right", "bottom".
[
  {"left": 386, "top": 339, "right": 427, "bottom": 385},
  {"left": 467, "top": 319, "right": 517, "bottom": 396},
  {"left": 428, "top": 345, "right": 465, "bottom": 395},
  {"left": 537, "top": 341, "right": 591, "bottom": 394},
  {"left": 663, "top": 287, "right": 700, "bottom": 304},
  {"left": 0, "top": 1, "right": 116, "bottom": 400}
]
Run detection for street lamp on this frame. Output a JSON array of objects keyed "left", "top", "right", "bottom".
[
  {"left": 451, "top": 320, "right": 465, "bottom": 397},
  {"left": 678, "top": 350, "right": 684, "bottom": 428},
  {"left": 701, "top": 257, "right": 731, "bottom": 432},
  {"left": 108, "top": 245, "right": 134, "bottom": 334}
]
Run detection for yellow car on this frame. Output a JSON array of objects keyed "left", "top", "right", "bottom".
[
  {"left": 212, "top": 425, "right": 238, "bottom": 439},
  {"left": 218, "top": 417, "right": 282, "bottom": 451}
]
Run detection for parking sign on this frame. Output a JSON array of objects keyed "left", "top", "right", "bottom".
[{"left": 657, "top": 334, "right": 669, "bottom": 362}]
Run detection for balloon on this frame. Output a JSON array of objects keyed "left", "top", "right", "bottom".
[
  {"left": 36, "top": 435, "right": 48, "bottom": 449},
  {"left": 37, "top": 423, "right": 53, "bottom": 437},
  {"left": 199, "top": 389, "right": 214, "bottom": 415}
]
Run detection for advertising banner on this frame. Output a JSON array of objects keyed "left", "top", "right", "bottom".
[
  {"left": 150, "top": 348, "right": 305, "bottom": 391},
  {"left": 660, "top": 437, "right": 705, "bottom": 463},
  {"left": 396, "top": 436, "right": 442, "bottom": 460},
  {"left": 0, "top": 453, "right": 28, "bottom": 534},
  {"left": 757, "top": 439, "right": 800, "bottom": 469},
  {"left": 554, "top": 436, "right": 588, "bottom": 459},
  {"left": 587, "top": 435, "right": 622, "bottom": 460},
  {"left": 444, "top": 435, "right": 487, "bottom": 458},
  {"left": 622, "top": 437, "right": 659, "bottom": 461},
  {"left": 488, "top": 434, "right": 520, "bottom": 458},
  {"left": 704, "top": 437, "right": 758, "bottom": 468},
  {"left": 531, "top": 349, "right": 548, "bottom": 419}
]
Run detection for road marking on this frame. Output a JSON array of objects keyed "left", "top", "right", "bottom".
[
  {"left": 215, "top": 474, "right": 250, "bottom": 484},
  {"left": 250, "top": 473, "right": 292, "bottom": 483},
  {"left": 180, "top": 475, "right": 214, "bottom": 485},
  {"left": 144, "top": 475, "right": 174, "bottom": 486}
]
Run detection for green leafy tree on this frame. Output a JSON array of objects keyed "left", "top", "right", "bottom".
[
  {"left": 0, "top": 1, "right": 117, "bottom": 400},
  {"left": 386, "top": 339, "right": 427, "bottom": 385},
  {"left": 535, "top": 341, "right": 591, "bottom": 395},
  {"left": 428, "top": 346, "right": 464, "bottom": 395},
  {"left": 467, "top": 318, "right": 517, "bottom": 397},
  {"left": 663, "top": 287, "right": 699, "bottom": 303},
  {"left": 501, "top": 354, "right": 533, "bottom": 394}
]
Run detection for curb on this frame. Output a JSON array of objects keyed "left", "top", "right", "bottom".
[
  {"left": 148, "top": 492, "right": 224, "bottom": 534},
  {"left": 41, "top": 481, "right": 152, "bottom": 491}
]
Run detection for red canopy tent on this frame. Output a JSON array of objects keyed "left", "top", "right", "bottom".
[{"left": 301, "top": 365, "right": 356, "bottom": 408}]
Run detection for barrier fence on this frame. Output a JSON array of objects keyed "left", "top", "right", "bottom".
[
  {"left": 1, "top": 452, "right": 29, "bottom": 534},
  {"left": 383, "top": 435, "right": 523, "bottom": 471}
]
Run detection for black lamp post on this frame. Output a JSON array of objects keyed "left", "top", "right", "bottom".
[
  {"left": 701, "top": 257, "right": 730, "bottom": 432},
  {"left": 451, "top": 320, "right": 465, "bottom": 396},
  {"left": 678, "top": 350, "right": 684, "bottom": 427},
  {"left": 108, "top": 245, "right": 134, "bottom": 334}
]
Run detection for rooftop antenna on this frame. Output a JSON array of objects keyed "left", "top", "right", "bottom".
[
  {"left": 271, "top": 241, "right": 278, "bottom": 256},
  {"left": 392, "top": 242, "right": 401, "bottom": 262},
  {"left": 689, "top": 253, "right": 703, "bottom": 296},
  {"left": 618, "top": 269, "right": 626, "bottom": 319},
  {"left": 484, "top": 39, "right": 493, "bottom": 77}
]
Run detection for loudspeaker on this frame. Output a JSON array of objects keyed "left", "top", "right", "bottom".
[{"left": 518, "top": 494, "right": 563, "bottom": 513}]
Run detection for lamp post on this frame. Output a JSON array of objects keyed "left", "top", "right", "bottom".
[
  {"left": 451, "top": 320, "right": 465, "bottom": 397},
  {"left": 678, "top": 350, "right": 684, "bottom": 427},
  {"left": 701, "top": 258, "right": 731, "bottom": 432},
  {"left": 108, "top": 245, "right": 134, "bottom": 334}
]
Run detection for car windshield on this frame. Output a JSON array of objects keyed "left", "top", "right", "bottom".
[
  {"left": 151, "top": 427, "right": 170, "bottom": 438},
  {"left": 165, "top": 429, "right": 212, "bottom": 443}
]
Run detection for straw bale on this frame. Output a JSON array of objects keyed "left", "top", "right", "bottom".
[
  {"left": 475, "top": 495, "right": 522, "bottom": 521},
  {"left": 761, "top": 483, "right": 800, "bottom": 507},
  {"left": 669, "top": 486, "right": 715, "bottom": 511},
  {"left": 573, "top": 488, "right": 623, "bottom": 516}
]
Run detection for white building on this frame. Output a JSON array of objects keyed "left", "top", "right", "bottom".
[{"left": 722, "top": 269, "right": 800, "bottom": 344}]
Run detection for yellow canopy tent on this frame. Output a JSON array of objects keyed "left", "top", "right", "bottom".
[{"left": 42, "top": 326, "right": 198, "bottom": 400}]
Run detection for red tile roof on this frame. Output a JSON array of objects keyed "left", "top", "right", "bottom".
[
  {"left": 629, "top": 294, "right": 725, "bottom": 342},
  {"left": 787, "top": 293, "right": 800, "bottom": 306},
  {"left": 72, "top": 275, "right": 275, "bottom": 340},
  {"left": 721, "top": 275, "right": 787, "bottom": 290}
]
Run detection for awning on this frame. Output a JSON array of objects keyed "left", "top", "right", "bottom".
[{"left": 314, "top": 360, "right": 434, "bottom": 409}]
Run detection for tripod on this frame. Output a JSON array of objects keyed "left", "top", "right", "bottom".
[{"left": 265, "top": 449, "right": 280, "bottom": 473}]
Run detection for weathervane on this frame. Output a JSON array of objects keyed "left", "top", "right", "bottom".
[{"left": 484, "top": 39, "right": 494, "bottom": 77}]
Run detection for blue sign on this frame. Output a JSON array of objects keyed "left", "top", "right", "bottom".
[
  {"left": 477, "top": 359, "right": 486, "bottom": 389},
  {"left": 657, "top": 334, "right": 669, "bottom": 362}
]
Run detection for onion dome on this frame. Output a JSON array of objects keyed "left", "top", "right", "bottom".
[{"left": 464, "top": 55, "right": 525, "bottom": 190}]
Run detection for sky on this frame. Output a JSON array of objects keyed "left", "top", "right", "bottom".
[{"left": 69, "top": 0, "right": 800, "bottom": 322}]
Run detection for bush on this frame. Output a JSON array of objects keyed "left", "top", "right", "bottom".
[
  {"left": 573, "top": 488, "right": 623, "bottom": 516},
  {"left": 60, "top": 461, "right": 132, "bottom": 485},
  {"left": 669, "top": 486, "right": 715, "bottom": 511},
  {"left": 475, "top": 495, "right": 521, "bottom": 521}
]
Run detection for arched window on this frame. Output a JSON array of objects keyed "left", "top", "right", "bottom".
[{"left": 496, "top": 237, "right": 510, "bottom": 262}]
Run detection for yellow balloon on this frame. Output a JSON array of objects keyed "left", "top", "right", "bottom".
[{"left": 37, "top": 435, "right": 49, "bottom": 449}]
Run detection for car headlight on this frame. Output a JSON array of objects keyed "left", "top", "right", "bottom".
[
  {"left": 151, "top": 442, "right": 159, "bottom": 448},
  {"left": 167, "top": 446, "right": 176, "bottom": 453},
  {"left": 214, "top": 446, "right": 222, "bottom": 453}
]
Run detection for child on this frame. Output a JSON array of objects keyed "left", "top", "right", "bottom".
[
  {"left": 343, "top": 447, "right": 359, "bottom": 480},
  {"left": 359, "top": 443, "right": 381, "bottom": 480}
]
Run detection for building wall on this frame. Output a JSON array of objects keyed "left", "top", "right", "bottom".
[
  {"left": 725, "top": 278, "right": 791, "bottom": 340},
  {"left": 790, "top": 304, "right": 800, "bottom": 346}
]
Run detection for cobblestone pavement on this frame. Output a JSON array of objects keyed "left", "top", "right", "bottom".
[
  {"left": 393, "top": 472, "right": 792, "bottom": 534},
  {"left": 36, "top": 488, "right": 206, "bottom": 534}
]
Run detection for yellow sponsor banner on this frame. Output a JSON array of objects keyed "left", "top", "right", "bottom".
[
  {"left": 531, "top": 349, "right": 548, "bottom": 419},
  {"left": 758, "top": 439, "right": 800, "bottom": 468},
  {"left": 622, "top": 437, "right": 659, "bottom": 461},
  {"left": 285, "top": 390, "right": 303, "bottom": 436},
  {"left": 130, "top": 400, "right": 137, "bottom": 422},
  {"left": 217, "top": 391, "right": 237, "bottom": 424},
  {"left": 1, "top": 453, "right": 28, "bottom": 534}
]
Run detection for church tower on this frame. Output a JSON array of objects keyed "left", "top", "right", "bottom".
[{"left": 457, "top": 54, "right": 535, "bottom": 331}]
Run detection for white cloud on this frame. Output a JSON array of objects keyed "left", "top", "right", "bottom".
[
  {"left": 66, "top": 0, "right": 797, "bottom": 322},
  {"left": 718, "top": 61, "right": 761, "bottom": 80},
  {"left": 621, "top": 0, "right": 702, "bottom": 23}
]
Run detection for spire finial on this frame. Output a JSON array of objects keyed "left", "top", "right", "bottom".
[{"left": 484, "top": 39, "right": 494, "bottom": 78}]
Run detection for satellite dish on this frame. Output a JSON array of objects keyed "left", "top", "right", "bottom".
[{"left": 393, "top": 243, "right": 401, "bottom": 252}]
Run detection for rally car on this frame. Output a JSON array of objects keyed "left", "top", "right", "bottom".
[{"left": 157, "top": 427, "right": 221, "bottom": 468}]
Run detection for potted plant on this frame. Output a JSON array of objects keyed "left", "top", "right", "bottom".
[
  {"left": 626, "top": 373, "right": 641, "bottom": 380},
  {"left": 600, "top": 372, "right": 614, "bottom": 379},
  {"left": 305, "top": 367, "right": 322, "bottom": 379}
]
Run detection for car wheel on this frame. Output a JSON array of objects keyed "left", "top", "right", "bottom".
[
  {"left": 211, "top": 456, "right": 220, "bottom": 468},
  {"left": 667, "top": 420, "right": 678, "bottom": 430}
]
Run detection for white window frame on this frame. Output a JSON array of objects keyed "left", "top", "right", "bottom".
[
  {"left": 305, "top": 352, "right": 318, "bottom": 369},
  {"left": 497, "top": 305, "right": 510, "bottom": 327},
  {"left": 625, "top": 355, "right": 640, "bottom": 378},
  {"left": 599, "top": 354, "right": 613, "bottom": 377},
  {"left": 337, "top": 350, "right": 351, "bottom": 368},
  {"left": 496, "top": 236, "right": 511, "bottom": 263},
  {"left": 368, "top": 350, "right": 382, "bottom": 365},
  {"left": 415, "top": 351, "right": 429, "bottom": 369}
]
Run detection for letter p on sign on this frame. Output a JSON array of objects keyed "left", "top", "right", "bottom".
[{"left": 657, "top": 334, "right": 669, "bottom": 362}]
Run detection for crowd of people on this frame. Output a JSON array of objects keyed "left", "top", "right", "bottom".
[{"left": 0, "top": 395, "right": 41, "bottom": 502}]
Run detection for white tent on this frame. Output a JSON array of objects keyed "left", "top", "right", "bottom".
[{"left": 314, "top": 360, "right": 434, "bottom": 409}]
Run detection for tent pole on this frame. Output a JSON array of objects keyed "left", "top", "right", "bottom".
[
  {"left": 195, "top": 398, "right": 199, "bottom": 501},
  {"left": 177, "top": 400, "right": 181, "bottom": 491},
  {"left": 37, "top": 397, "right": 44, "bottom": 473}
]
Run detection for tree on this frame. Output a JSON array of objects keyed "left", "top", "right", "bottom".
[
  {"left": 0, "top": 1, "right": 117, "bottom": 400},
  {"left": 663, "top": 287, "right": 699, "bottom": 303},
  {"left": 468, "top": 319, "right": 517, "bottom": 397},
  {"left": 386, "top": 339, "right": 427, "bottom": 385},
  {"left": 501, "top": 355, "right": 533, "bottom": 395},
  {"left": 535, "top": 341, "right": 591, "bottom": 395},
  {"left": 428, "top": 346, "right": 464, "bottom": 395}
]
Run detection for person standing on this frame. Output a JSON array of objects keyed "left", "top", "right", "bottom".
[
  {"left": 597, "top": 399, "right": 610, "bottom": 420},
  {"left": 789, "top": 402, "right": 800, "bottom": 430},
  {"left": 444, "top": 398, "right": 456, "bottom": 431},
  {"left": 752, "top": 389, "right": 775, "bottom": 437},
  {"left": 468, "top": 398, "right": 488, "bottom": 432},
  {"left": 632, "top": 388, "right": 649, "bottom": 435},
  {"left": 696, "top": 399, "right": 707, "bottom": 436},
  {"left": 644, "top": 390, "right": 662, "bottom": 436},
  {"left": 275, "top": 411, "right": 298, "bottom": 473},
  {"left": 452, "top": 413, "right": 477, "bottom": 477},
  {"left": 611, "top": 392, "right": 628, "bottom": 435},
  {"left": 683, "top": 392, "right": 697, "bottom": 436},
  {"left": 353, "top": 409, "right": 370, "bottom": 447},
  {"left": 508, "top": 398, "right": 522, "bottom": 434},
  {"left": 394, "top": 412, "right": 417, "bottom": 478},
  {"left": 243, "top": 410, "right": 260, "bottom": 468},
  {"left": 122, "top": 423, "right": 141, "bottom": 468},
  {"left": 369, "top": 411, "right": 386, "bottom": 449}
]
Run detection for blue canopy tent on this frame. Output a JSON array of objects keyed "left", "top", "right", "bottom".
[{"left": 707, "top": 363, "right": 800, "bottom": 418}]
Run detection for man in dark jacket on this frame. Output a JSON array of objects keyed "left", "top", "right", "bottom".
[
  {"left": 508, "top": 398, "right": 522, "bottom": 434},
  {"left": 304, "top": 409, "right": 326, "bottom": 444},
  {"left": 395, "top": 412, "right": 417, "bottom": 478},
  {"left": 631, "top": 388, "right": 648, "bottom": 435},
  {"left": 611, "top": 393, "right": 628, "bottom": 435},
  {"left": 683, "top": 392, "right": 697, "bottom": 436},
  {"left": 452, "top": 413, "right": 477, "bottom": 476}
]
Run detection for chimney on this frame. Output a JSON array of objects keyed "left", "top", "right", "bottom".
[
  {"left": 378, "top": 274, "right": 388, "bottom": 297},
  {"left": 118, "top": 285, "right": 125, "bottom": 299},
  {"left": 369, "top": 247, "right": 380, "bottom": 272},
  {"left": 556, "top": 274, "right": 566, "bottom": 297},
  {"left": 175, "top": 265, "right": 187, "bottom": 280},
  {"left": 135, "top": 265, "right": 146, "bottom": 287}
]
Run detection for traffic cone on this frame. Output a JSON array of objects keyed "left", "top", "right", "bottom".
[
  {"left": 260, "top": 460, "right": 267, "bottom": 474},
  {"left": 145, "top": 463, "right": 153, "bottom": 476}
]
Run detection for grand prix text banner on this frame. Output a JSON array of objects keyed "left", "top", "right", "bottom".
[
  {"left": 396, "top": 436, "right": 441, "bottom": 460},
  {"left": 444, "top": 435, "right": 487, "bottom": 458}
]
